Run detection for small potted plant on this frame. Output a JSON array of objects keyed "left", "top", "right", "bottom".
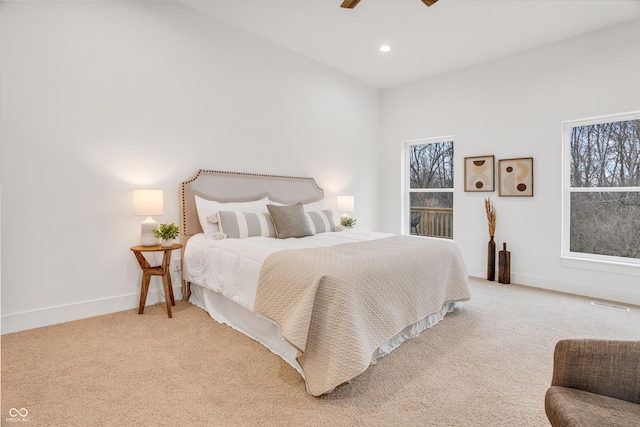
[
  {"left": 341, "top": 217, "right": 357, "bottom": 228},
  {"left": 153, "top": 223, "right": 180, "bottom": 247}
]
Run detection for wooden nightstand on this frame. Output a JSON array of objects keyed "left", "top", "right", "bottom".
[{"left": 130, "top": 243, "right": 183, "bottom": 318}]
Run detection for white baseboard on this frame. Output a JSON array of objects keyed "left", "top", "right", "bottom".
[
  {"left": 1, "top": 286, "right": 185, "bottom": 335},
  {"left": 466, "top": 265, "right": 640, "bottom": 307}
]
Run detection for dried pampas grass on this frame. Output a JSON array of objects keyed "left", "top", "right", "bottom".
[{"left": 485, "top": 197, "right": 496, "bottom": 237}]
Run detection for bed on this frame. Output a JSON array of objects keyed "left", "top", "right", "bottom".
[{"left": 180, "top": 170, "right": 470, "bottom": 396}]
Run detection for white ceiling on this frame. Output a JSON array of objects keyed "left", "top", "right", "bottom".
[{"left": 181, "top": 0, "right": 640, "bottom": 89}]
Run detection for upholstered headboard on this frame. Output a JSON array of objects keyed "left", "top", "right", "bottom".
[{"left": 179, "top": 170, "right": 324, "bottom": 244}]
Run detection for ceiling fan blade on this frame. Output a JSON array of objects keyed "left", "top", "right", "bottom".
[
  {"left": 341, "top": 0, "right": 437, "bottom": 9},
  {"left": 340, "top": 0, "right": 361, "bottom": 8}
]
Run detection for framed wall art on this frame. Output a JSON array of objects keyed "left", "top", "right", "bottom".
[
  {"left": 498, "top": 157, "right": 533, "bottom": 197},
  {"left": 464, "top": 155, "right": 494, "bottom": 192}
]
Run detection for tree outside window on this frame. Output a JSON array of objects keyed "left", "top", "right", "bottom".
[
  {"left": 564, "top": 113, "right": 640, "bottom": 262},
  {"left": 406, "top": 139, "right": 454, "bottom": 239}
]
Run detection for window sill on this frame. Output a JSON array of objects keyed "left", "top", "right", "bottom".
[{"left": 561, "top": 256, "right": 640, "bottom": 277}]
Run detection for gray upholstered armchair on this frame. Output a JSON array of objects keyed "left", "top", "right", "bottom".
[{"left": 545, "top": 339, "right": 640, "bottom": 427}]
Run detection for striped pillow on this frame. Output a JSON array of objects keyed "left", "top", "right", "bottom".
[
  {"left": 217, "top": 211, "right": 276, "bottom": 239},
  {"left": 305, "top": 210, "right": 335, "bottom": 234}
]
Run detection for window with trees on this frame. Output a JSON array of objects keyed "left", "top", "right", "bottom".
[
  {"left": 404, "top": 138, "right": 454, "bottom": 239},
  {"left": 563, "top": 111, "right": 640, "bottom": 265}
]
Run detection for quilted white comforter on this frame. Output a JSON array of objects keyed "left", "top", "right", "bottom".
[{"left": 254, "top": 235, "right": 470, "bottom": 395}]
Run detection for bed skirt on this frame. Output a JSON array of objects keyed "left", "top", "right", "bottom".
[{"left": 189, "top": 283, "right": 458, "bottom": 387}]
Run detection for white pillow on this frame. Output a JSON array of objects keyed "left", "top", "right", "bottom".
[
  {"left": 195, "top": 195, "right": 270, "bottom": 238},
  {"left": 303, "top": 199, "right": 328, "bottom": 212},
  {"left": 268, "top": 199, "right": 328, "bottom": 212}
]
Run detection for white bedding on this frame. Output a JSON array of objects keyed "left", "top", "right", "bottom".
[
  {"left": 183, "top": 229, "right": 393, "bottom": 311},
  {"left": 183, "top": 229, "right": 467, "bottom": 391}
]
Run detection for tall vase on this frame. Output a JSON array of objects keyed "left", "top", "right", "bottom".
[{"left": 487, "top": 236, "right": 496, "bottom": 281}]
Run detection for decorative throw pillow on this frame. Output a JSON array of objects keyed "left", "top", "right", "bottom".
[
  {"left": 306, "top": 210, "right": 335, "bottom": 234},
  {"left": 194, "top": 195, "right": 269, "bottom": 238},
  {"left": 266, "top": 203, "right": 313, "bottom": 239},
  {"left": 217, "top": 211, "right": 276, "bottom": 239}
]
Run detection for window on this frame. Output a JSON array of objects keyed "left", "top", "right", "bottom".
[
  {"left": 404, "top": 137, "right": 454, "bottom": 238},
  {"left": 563, "top": 111, "right": 640, "bottom": 266}
]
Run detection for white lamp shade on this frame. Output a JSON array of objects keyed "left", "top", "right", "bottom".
[
  {"left": 133, "top": 189, "right": 164, "bottom": 216},
  {"left": 337, "top": 196, "right": 354, "bottom": 212},
  {"left": 133, "top": 189, "right": 163, "bottom": 246}
]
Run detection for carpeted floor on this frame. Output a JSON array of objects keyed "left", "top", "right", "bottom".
[{"left": 2, "top": 277, "right": 639, "bottom": 426}]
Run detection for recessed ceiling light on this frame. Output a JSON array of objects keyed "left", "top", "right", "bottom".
[{"left": 379, "top": 44, "right": 391, "bottom": 53}]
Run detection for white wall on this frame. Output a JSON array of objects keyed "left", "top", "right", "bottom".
[
  {"left": 381, "top": 18, "right": 640, "bottom": 306},
  {"left": 0, "top": 1, "right": 381, "bottom": 333},
  {"left": 3, "top": 2, "right": 638, "bottom": 335}
]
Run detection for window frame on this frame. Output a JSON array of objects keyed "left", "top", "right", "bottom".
[
  {"left": 401, "top": 136, "right": 454, "bottom": 238},
  {"left": 561, "top": 110, "right": 640, "bottom": 270}
]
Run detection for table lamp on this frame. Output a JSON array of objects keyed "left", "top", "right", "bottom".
[
  {"left": 337, "top": 195, "right": 354, "bottom": 220},
  {"left": 133, "top": 189, "right": 163, "bottom": 246}
]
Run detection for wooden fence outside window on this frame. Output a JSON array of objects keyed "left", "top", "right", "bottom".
[{"left": 410, "top": 207, "right": 453, "bottom": 239}]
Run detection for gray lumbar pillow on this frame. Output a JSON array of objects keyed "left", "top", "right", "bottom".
[{"left": 266, "top": 203, "right": 313, "bottom": 239}]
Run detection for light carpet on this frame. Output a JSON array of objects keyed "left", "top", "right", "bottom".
[{"left": 2, "top": 277, "right": 639, "bottom": 426}]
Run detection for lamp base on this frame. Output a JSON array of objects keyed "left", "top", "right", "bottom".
[{"left": 140, "top": 216, "right": 160, "bottom": 247}]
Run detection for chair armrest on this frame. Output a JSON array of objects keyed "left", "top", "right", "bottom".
[{"left": 551, "top": 339, "right": 640, "bottom": 404}]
